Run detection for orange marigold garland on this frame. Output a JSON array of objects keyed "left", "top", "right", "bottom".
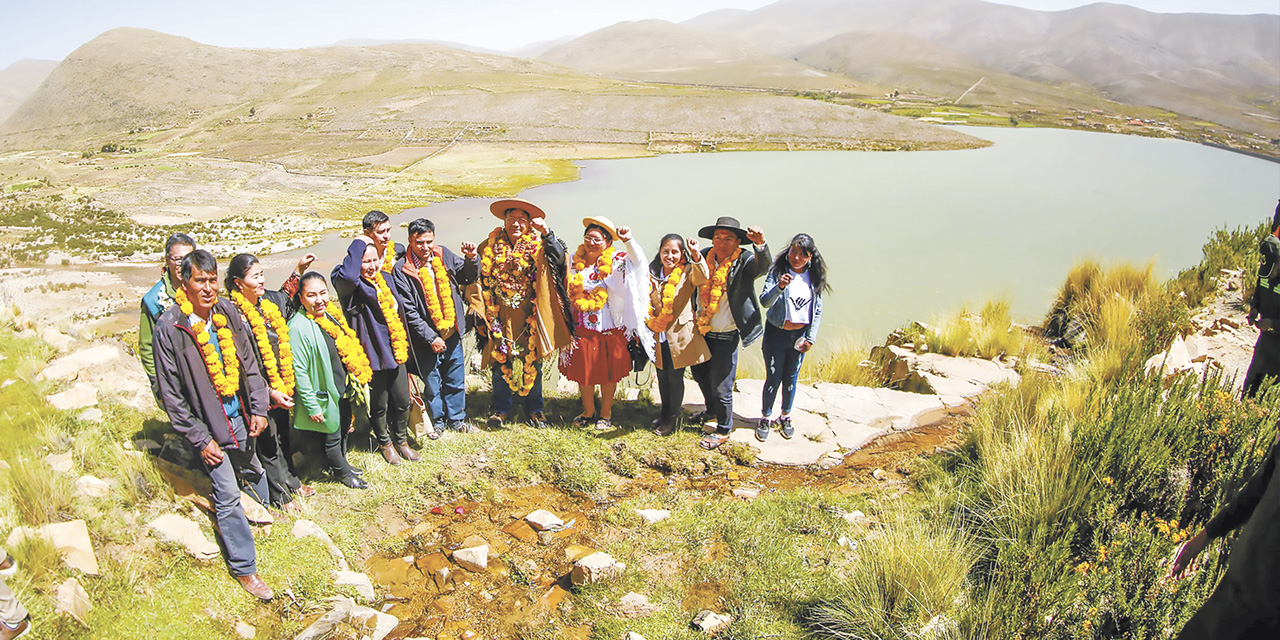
[
  {"left": 371, "top": 272, "right": 409, "bottom": 364},
  {"left": 645, "top": 264, "right": 685, "bottom": 333},
  {"left": 381, "top": 241, "right": 396, "bottom": 273},
  {"left": 175, "top": 287, "right": 241, "bottom": 398},
  {"left": 312, "top": 303, "right": 373, "bottom": 385},
  {"left": 567, "top": 245, "right": 616, "bottom": 313},
  {"left": 695, "top": 248, "right": 742, "bottom": 335},
  {"left": 229, "top": 290, "right": 295, "bottom": 397},
  {"left": 421, "top": 252, "right": 456, "bottom": 335},
  {"left": 479, "top": 229, "right": 543, "bottom": 396}
]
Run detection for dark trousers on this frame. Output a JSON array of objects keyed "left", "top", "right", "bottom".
[
  {"left": 691, "top": 331, "right": 739, "bottom": 433},
  {"left": 492, "top": 362, "right": 545, "bottom": 416},
  {"left": 420, "top": 333, "right": 467, "bottom": 423},
  {"left": 299, "top": 398, "right": 354, "bottom": 477},
  {"left": 199, "top": 414, "right": 268, "bottom": 577},
  {"left": 370, "top": 364, "right": 411, "bottom": 446},
  {"left": 762, "top": 323, "right": 807, "bottom": 416},
  {"left": 257, "top": 407, "right": 301, "bottom": 507},
  {"left": 1243, "top": 331, "right": 1280, "bottom": 398},
  {"left": 656, "top": 342, "right": 686, "bottom": 420}
]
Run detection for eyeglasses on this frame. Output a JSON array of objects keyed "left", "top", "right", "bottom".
[{"left": 166, "top": 254, "right": 186, "bottom": 264}]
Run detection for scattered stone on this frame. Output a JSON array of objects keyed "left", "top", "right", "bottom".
[
  {"left": 240, "top": 491, "right": 274, "bottom": 525},
  {"left": 537, "top": 584, "right": 569, "bottom": 610},
  {"left": 837, "top": 536, "right": 856, "bottom": 549},
  {"left": 616, "top": 592, "right": 660, "bottom": 618},
  {"left": 146, "top": 514, "right": 221, "bottom": 561},
  {"left": 74, "top": 474, "right": 110, "bottom": 499},
  {"left": 571, "top": 551, "right": 626, "bottom": 586},
  {"left": 292, "top": 519, "right": 350, "bottom": 571},
  {"left": 453, "top": 544, "right": 489, "bottom": 572},
  {"left": 6, "top": 520, "right": 99, "bottom": 575},
  {"left": 55, "top": 577, "right": 91, "bottom": 624},
  {"left": 731, "top": 487, "right": 759, "bottom": 500},
  {"left": 691, "top": 609, "right": 733, "bottom": 634},
  {"left": 563, "top": 544, "right": 597, "bottom": 563},
  {"left": 624, "top": 633, "right": 647, "bottom": 640},
  {"left": 37, "top": 345, "right": 121, "bottom": 382},
  {"left": 501, "top": 519, "right": 537, "bottom": 543},
  {"left": 635, "top": 509, "right": 670, "bottom": 524},
  {"left": 872, "top": 468, "right": 888, "bottom": 481},
  {"left": 843, "top": 510, "right": 868, "bottom": 526},
  {"left": 46, "top": 382, "right": 98, "bottom": 411},
  {"left": 41, "top": 327, "right": 75, "bottom": 352},
  {"left": 334, "top": 570, "right": 376, "bottom": 602},
  {"left": 76, "top": 408, "right": 103, "bottom": 423},
  {"left": 234, "top": 621, "right": 256, "bottom": 639},
  {"left": 293, "top": 596, "right": 398, "bottom": 640},
  {"left": 416, "top": 552, "right": 451, "bottom": 590},
  {"left": 525, "top": 509, "right": 564, "bottom": 531},
  {"left": 459, "top": 534, "right": 489, "bottom": 550},
  {"left": 129, "top": 439, "right": 161, "bottom": 454},
  {"left": 45, "top": 452, "right": 75, "bottom": 474}
]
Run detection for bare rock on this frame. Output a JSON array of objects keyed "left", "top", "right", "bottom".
[
  {"left": 334, "top": 570, "right": 376, "bottom": 602},
  {"left": 525, "top": 509, "right": 564, "bottom": 531},
  {"left": 46, "top": 382, "right": 98, "bottom": 411},
  {"left": 146, "top": 514, "right": 220, "bottom": 562},
  {"left": 55, "top": 577, "right": 91, "bottom": 624},
  {"left": 624, "top": 633, "right": 647, "bottom": 640},
  {"left": 41, "top": 326, "right": 75, "bottom": 352},
  {"left": 571, "top": 551, "right": 625, "bottom": 586},
  {"left": 453, "top": 544, "right": 489, "bottom": 572},
  {"left": 635, "top": 509, "right": 670, "bottom": 524},
  {"left": 731, "top": 487, "right": 759, "bottom": 500},
  {"left": 74, "top": 474, "right": 110, "bottom": 499},
  {"left": 240, "top": 491, "right": 273, "bottom": 525},
  {"left": 293, "top": 596, "right": 398, "bottom": 640},
  {"left": 38, "top": 345, "right": 121, "bottom": 382},
  {"left": 45, "top": 452, "right": 75, "bottom": 474},
  {"left": 76, "top": 408, "right": 104, "bottom": 423},
  {"left": 291, "top": 519, "right": 349, "bottom": 571},
  {"left": 415, "top": 552, "right": 451, "bottom": 590},
  {"left": 234, "top": 621, "right": 256, "bottom": 639},
  {"left": 6, "top": 519, "right": 99, "bottom": 575},
  {"left": 616, "top": 591, "right": 659, "bottom": 618},
  {"left": 691, "top": 609, "right": 733, "bottom": 634}
]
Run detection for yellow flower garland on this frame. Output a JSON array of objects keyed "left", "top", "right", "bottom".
[
  {"left": 696, "top": 247, "right": 742, "bottom": 335},
  {"left": 371, "top": 272, "right": 409, "bottom": 364},
  {"left": 646, "top": 264, "right": 685, "bottom": 333},
  {"left": 312, "top": 304, "right": 374, "bottom": 386},
  {"left": 175, "top": 287, "right": 241, "bottom": 398},
  {"left": 381, "top": 240, "right": 396, "bottom": 273},
  {"left": 567, "top": 245, "right": 616, "bottom": 314},
  {"left": 420, "top": 251, "right": 456, "bottom": 335},
  {"left": 480, "top": 228, "right": 544, "bottom": 396},
  {"left": 229, "top": 290, "right": 295, "bottom": 397}
]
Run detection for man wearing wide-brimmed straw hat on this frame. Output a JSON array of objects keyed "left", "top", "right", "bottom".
[
  {"left": 689, "top": 216, "right": 769, "bottom": 450},
  {"left": 474, "top": 198, "right": 572, "bottom": 429}
]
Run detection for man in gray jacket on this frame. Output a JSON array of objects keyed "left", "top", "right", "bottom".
[{"left": 153, "top": 250, "right": 274, "bottom": 601}]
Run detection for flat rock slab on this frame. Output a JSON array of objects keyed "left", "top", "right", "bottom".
[
  {"left": 46, "top": 382, "right": 98, "bottom": 411},
  {"left": 146, "top": 513, "right": 220, "bottom": 561},
  {"left": 294, "top": 597, "right": 398, "bottom": 640},
  {"left": 6, "top": 519, "right": 99, "bottom": 575},
  {"left": 525, "top": 509, "right": 563, "bottom": 531},
  {"left": 333, "top": 570, "right": 376, "bottom": 602},
  {"left": 55, "top": 577, "right": 91, "bottom": 624},
  {"left": 38, "top": 345, "right": 121, "bottom": 382},
  {"left": 292, "top": 519, "right": 349, "bottom": 571},
  {"left": 571, "top": 551, "right": 625, "bottom": 586},
  {"left": 453, "top": 544, "right": 489, "bottom": 572}
]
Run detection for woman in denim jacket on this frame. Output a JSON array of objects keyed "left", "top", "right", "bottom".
[{"left": 756, "top": 233, "right": 828, "bottom": 441}]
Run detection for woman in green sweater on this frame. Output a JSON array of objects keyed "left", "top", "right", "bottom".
[{"left": 289, "top": 272, "right": 369, "bottom": 489}]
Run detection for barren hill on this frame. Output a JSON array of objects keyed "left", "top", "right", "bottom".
[
  {"left": 0, "top": 59, "right": 58, "bottom": 125},
  {"left": 537, "top": 19, "right": 859, "bottom": 91},
  {"left": 686, "top": 0, "right": 1280, "bottom": 135}
]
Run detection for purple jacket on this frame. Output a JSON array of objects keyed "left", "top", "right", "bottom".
[
  {"left": 152, "top": 299, "right": 270, "bottom": 451},
  {"left": 331, "top": 239, "right": 406, "bottom": 371}
]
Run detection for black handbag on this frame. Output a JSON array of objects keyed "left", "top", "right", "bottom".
[{"left": 627, "top": 337, "right": 647, "bottom": 372}]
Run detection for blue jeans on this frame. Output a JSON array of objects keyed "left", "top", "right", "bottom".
[
  {"left": 762, "top": 323, "right": 807, "bottom": 416},
  {"left": 421, "top": 333, "right": 467, "bottom": 423},
  {"left": 201, "top": 414, "right": 269, "bottom": 577},
  {"left": 691, "top": 331, "right": 739, "bottom": 433},
  {"left": 492, "top": 362, "right": 544, "bottom": 416}
]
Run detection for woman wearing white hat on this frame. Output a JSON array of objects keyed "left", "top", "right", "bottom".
[{"left": 560, "top": 216, "right": 653, "bottom": 429}]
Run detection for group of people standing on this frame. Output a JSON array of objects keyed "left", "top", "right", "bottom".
[{"left": 136, "top": 197, "right": 827, "bottom": 599}]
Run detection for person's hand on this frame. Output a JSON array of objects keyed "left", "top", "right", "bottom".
[
  {"left": 797, "top": 340, "right": 813, "bottom": 353},
  {"left": 779, "top": 272, "right": 793, "bottom": 289},
  {"left": 269, "top": 389, "right": 294, "bottom": 410},
  {"left": 460, "top": 242, "right": 478, "bottom": 259},
  {"left": 530, "top": 217, "right": 549, "bottom": 237},
  {"left": 200, "top": 440, "right": 225, "bottom": 466},
  {"left": 1261, "top": 318, "right": 1274, "bottom": 333},
  {"left": 248, "top": 415, "right": 268, "bottom": 437},
  {"left": 1168, "top": 531, "right": 1209, "bottom": 580},
  {"left": 295, "top": 253, "right": 317, "bottom": 274},
  {"left": 432, "top": 337, "right": 447, "bottom": 353},
  {"left": 309, "top": 413, "right": 324, "bottom": 423},
  {"left": 617, "top": 226, "right": 632, "bottom": 242},
  {"left": 746, "top": 226, "right": 766, "bottom": 245}
]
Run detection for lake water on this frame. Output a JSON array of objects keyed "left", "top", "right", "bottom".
[{"left": 267, "top": 126, "right": 1280, "bottom": 342}]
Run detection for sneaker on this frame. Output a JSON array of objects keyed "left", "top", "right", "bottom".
[
  {"left": 594, "top": 417, "right": 613, "bottom": 431},
  {"left": 0, "top": 616, "right": 31, "bottom": 640},
  {"left": 754, "top": 417, "right": 771, "bottom": 442},
  {"left": 530, "top": 412, "right": 549, "bottom": 429},
  {"left": 779, "top": 416, "right": 794, "bottom": 440},
  {"left": 450, "top": 420, "right": 479, "bottom": 434}
]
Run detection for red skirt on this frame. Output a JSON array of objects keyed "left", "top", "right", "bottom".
[{"left": 559, "top": 329, "right": 630, "bottom": 386}]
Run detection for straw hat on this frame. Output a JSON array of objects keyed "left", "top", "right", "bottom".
[
  {"left": 489, "top": 198, "right": 546, "bottom": 220},
  {"left": 581, "top": 216, "right": 619, "bottom": 242}
]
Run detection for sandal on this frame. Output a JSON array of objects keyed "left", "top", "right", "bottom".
[
  {"left": 573, "top": 414, "right": 595, "bottom": 428},
  {"left": 595, "top": 417, "right": 613, "bottom": 431},
  {"left": 699, "top": 433, "right": 730, "bottom": 450}
]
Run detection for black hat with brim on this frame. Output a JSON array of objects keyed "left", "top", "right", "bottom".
[{"left": 698, "top": 216, "right": 750, "bottom": 245}]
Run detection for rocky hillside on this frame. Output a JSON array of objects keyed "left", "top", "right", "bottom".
[{"left": 0, "top": 59, "right": 57, "bottom": 125}]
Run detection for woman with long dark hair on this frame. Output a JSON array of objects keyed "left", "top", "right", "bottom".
[
  {"left": 644, "top": 233, "right": 709, "bottom": 436},
  {"left": 756, "top": 233, "right": 829, "bottom": 441},
  {"left": 224, "top": 252, "right": 317, "bottom": 509},
  {"left": 288, "top": 272, "right": 369, "bottom": 489}
]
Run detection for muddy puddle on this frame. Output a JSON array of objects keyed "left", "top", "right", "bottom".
[{"left": 345, "top": 419, "right": 963, "bottom": 638}]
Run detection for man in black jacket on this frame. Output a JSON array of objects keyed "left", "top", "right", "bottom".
[
  {"left": 393, "top": 218, "right": 480, "bottom": 434},
  {"left": 1242, "top": 200, "right": 1280, "bottom": 398},
  {"left": 690, "top": 216, "right": 769, "bottom": 450},
  {"left": 153, "top": 250, "right": 274, "bottom": 601}
]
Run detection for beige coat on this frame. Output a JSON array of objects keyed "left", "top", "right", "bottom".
[
  {"left": 473, "top": 232, "right": 572, "bottom": 367},
  {"left": 650, "top": 257, "right": 711, "bottom": 370}
]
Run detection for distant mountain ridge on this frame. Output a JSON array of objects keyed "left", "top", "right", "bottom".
[{"left": 0, "top": 59, "right": 58, "bottom": 126}]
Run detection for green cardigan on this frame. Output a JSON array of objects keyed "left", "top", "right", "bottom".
[{"left": 288, "top": 313, "right": 341, "bottom": 434}]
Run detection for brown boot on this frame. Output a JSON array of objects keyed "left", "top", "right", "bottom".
[
  {"left": 235, "top": 573, "right": 274, "bottom": 601},
  {"left": 396, "top": 443, "right": 420, "bottom": 462},
  {"left": 380, "top": 444, "right": 402, "bottom": 465}
]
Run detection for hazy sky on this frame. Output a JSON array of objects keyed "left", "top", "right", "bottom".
[{"left": 1, "top": 0, "right": 1276, "bottom": 69}]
